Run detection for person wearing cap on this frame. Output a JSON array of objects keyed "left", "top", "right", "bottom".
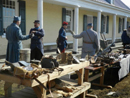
[
  {"left": 29, "top": 20, "right": 45, "bottom": 60},
  {"left": 6, "top": 16, "right": 32, "bottom": 63},
  {"left": 57, "top": 21, "right": 68, "bottom": 53},
  {"left": 121, "top": 26, "right": 130, "bottom": 48},
  {"left": 71, "top": 23, "right": 100, "bottom": 58}
]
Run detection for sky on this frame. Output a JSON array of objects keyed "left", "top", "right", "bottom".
[{"left": 121, "top": 0, "right": 130, "bottom": 7}]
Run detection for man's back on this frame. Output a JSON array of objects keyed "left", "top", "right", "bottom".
[
  {"left": 6, "top": 23, "right": 20, "bottom": 42},
  {"left": 82, "top": 29, "right": 97, "bottom": 42},
  {"left": 73, "top": 28, "right": 99, "bottom": 52}
]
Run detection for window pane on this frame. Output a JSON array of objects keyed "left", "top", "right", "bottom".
[{"left": 3, "top": 0, "right": 16, "bottom": 31}]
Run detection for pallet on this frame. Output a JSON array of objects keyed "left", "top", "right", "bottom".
[{"left": 47, "top": 79, "right": 91, "bottom": 98}]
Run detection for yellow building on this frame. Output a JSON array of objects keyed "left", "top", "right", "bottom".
[{"left": 0, "top": 0, "right": 130, "bottom": 55}]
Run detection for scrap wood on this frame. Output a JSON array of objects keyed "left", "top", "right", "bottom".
[
  {"left": 55, "top": 85, "right": 76, "bottom": 92},
  {"left": 53, "top": 89, "right": 73, "bottom": 97}
]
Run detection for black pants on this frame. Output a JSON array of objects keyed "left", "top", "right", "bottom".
[{"left": 31, "top": 48, "right": 43, "bottom": 60}]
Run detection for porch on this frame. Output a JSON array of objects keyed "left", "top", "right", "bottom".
[{"left": 0, "top": 0, "right": 130, "bottom": 54}]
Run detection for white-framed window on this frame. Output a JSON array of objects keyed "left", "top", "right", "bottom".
[
  {"left": 119, "top": 18, "right": 124, "bottom": 33},
  {"left": 2, "top": 0, "right": 18, "bottom": 33},
  {"left": 65, "top": 8, "right": 73, "bottom": 32},
  {"left": 101, "top": 15, "right": 109, "bottom": 34},
  {"left": 102, "top": 16, "right": 107, "bottom": 33},
  {"left": 127, "top": 21, "right": 130, "bottom": 28},
  {"left": 87, "top": 15, "right": 93, "bottom": 24}
]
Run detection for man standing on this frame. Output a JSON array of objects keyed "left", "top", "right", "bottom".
[
  {"left": 6, "top": 16, "right": 32, "bottom": 63},
  {"left": 121, "top": 26, "right": 130, "bottom": 48},
  {"left": 30, "top": 20, "right": 44, "bottom": 60},
  {"left": 57, "top": 22, "right": 68, "bottom": 53},
  {"left": 71, "top": 23, "right": 100, "bottom": 58}
]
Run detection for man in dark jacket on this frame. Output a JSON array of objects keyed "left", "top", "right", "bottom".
[
  {"left": 30, "top": 20, "right": 45, "bottom": 60},
  {"left": 57, "top": 22, "right": 68, "bottom": 53},
  {"left": 121, "top": 26, "right": 130, "bottom": 48}
]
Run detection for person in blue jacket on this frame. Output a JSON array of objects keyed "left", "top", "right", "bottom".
[
  {"left": 57, "top": 22, "right": 68, "bottom": 53},
  {"left": 29, "top": 20, "right": 45, "bottom": 60},
  {"left": 6, "top": 16, "right": 32, "bottom": 63},
  {"left": 121, "top": 26, "right": 130, "bottom": 48}
]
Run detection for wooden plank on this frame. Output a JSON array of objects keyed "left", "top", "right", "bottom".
[
  {"left": 84, "top": 69, "right": 89, "bottom": 82},
  {"left": 0, "top": 74, "right": 32, "bottom": 87},
  {"left": 31, "top": 61, "right": 90, "bottom": 87},
  {"left": 67, "top": 82, "right": 90, "bottom": 98},
  {"left": 78, "top": 68, "right": 86, "bottom": 98},
  {"left": 4, "top": 82, "right": 13, "bottom": 98},
  {"left": 85, "top": 66, "right": 101, "bottom": 71},
  {"left": 100, "top": 66, "right": 105, "bottom": 85},
  {"left": 88, "top": 73, "right": 102, "bottom": 82},
  {"left": 86, "top": 94, "right": 98, "bottom": 98},
  {"left": 78, "top": 69, "right": 84, "bottom": 85},
  {"left": 47, "top": 82, "right": 91, "bottom": 98},
  {"left": 33, "top": 83, "right": 47, "bottom": 98},
  {"left": 92, "top": 83, "right": 112, "bottom": 89}
]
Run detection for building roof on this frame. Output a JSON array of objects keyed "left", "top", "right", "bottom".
[{"left": 96, "top": 0, "right": 130, "bottom": 10}]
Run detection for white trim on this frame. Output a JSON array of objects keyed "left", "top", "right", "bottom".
[
  {"left": 44, "top": 41, "right": 73, "bottom": 46},
  {"left": 38, "top": 0, "right": 43, "bottom": 28},
  {"left": 73, "top": 7, "right": 79, "bottom": 53},
  {"left": 87, "top": 15, "right": 93, "bottom": 17},
  {"left": 106, "top": 37, "right": 121, "bottom": 40},
  {"left": 44, "top": 0, "right": 130, "bottom": 17},
  {"left": 65, "top": 7, "right": 74, "bottom": 31},
  {"left": 15, "top": 0, "right": 19, "bottom": 16},
  {"left": 65, "top": 7, "right": 73, "bottom": 10}
]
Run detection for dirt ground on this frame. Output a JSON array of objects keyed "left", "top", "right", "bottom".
[
  {"left": 0, "top": 81, "right": 25, "bottom": 97},
  {"left": 88, "top": 73, "right": 130, "bottom": 98}
]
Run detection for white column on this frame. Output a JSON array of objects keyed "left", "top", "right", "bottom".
[
  {"left": 73, "top": 7, "right": 79, "bottom": 54},
  {"left": 37, "top": 0, "right": 43, "bottom": 28},
  {"left": 97, "top": 11, "right": 101, "bottom": 40},
  {"left": 112, "top": 14, "right": 116, "bottom": 43},
  {"left": 124, "top": 16, "right": 127, "bottom": 29},
  {"left": 15, "top": 1, "right": 19, "bottom": 16}
]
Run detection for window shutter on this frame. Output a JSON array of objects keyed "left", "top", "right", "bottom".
[
  {"left": 127, "top": 21, "right": 129, "bottom": 29},
  {"left": 19, "top": 0, "right": 26, "bottom": 35},
  {"left": 101, "top": 15, "right": 105, "bottom": 33},
  {"left": 122, "top": 18, "right": 124, "bottom": 30},
  {"left": 106, "top": 16, "right": 109, "bottom": 33},
  {"left": 83, "top": 15, "right": 87, "bottom": 31},
  {"left": 106, "top": 0, "right": 111, "bottom": 3},
  {"left": 62, "top": 8, "right": 66, "bottom": 23},
  {"left": 119, "top": 18, "right": 121, "bottom": 33},
  {"left": 93, "top": 16, "right": 97, "bottom": 31},
  {"left": 0, "top": 0, "right": 3, "bottom": 35},
  {"left": 73, "top": 10, "right": 74, "bottom": 31}
]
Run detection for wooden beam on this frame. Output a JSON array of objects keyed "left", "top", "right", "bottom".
[
  {"left": 92, "top": 83, "right": 112, "bottom": 89},
  {"left": 33, "top": 83, "right": 47, "bottom": 98},
  {"left": 100, "top": 66, "right": 105, "bottom": 85},
  {"left": 0, "top": 74, "right": 32, "bottom": 87},
  {"left": 86, "top": 94, "right": 98, "bottom": 98},
  {"left": 84, "top": 69, "right": 89, "bottom": 82},
  {"left": 88, "top": 73, "right": 102, "bottom": 82},
  {"left": 47, "top": 82, "right": 91, "bottom": 98},
  {"left": 4, "top": 82, "right": 13, "bottom": 98},
  {"left": 78, "top": 68, "right": 86, "bottom": 98}
]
